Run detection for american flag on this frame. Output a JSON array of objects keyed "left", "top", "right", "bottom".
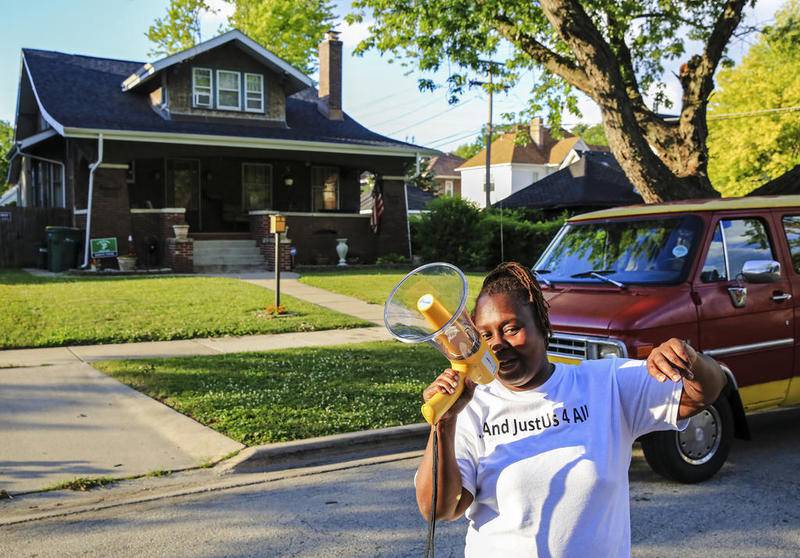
[{"left": 370, "top": 178, "right": 384, "bottom": 234}]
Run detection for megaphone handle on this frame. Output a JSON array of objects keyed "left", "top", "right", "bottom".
[{"left": 421, "top": 363, "right": 467, "bottom": 425}]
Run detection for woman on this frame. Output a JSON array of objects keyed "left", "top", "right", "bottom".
[{"left": 415, "top": 262, "right": 726, "bottom": 557}]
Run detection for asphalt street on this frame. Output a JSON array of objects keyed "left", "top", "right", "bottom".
[{"left": 2, "top": 408, "right": 798, "bottom": 558}]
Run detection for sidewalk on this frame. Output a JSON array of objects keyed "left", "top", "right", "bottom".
[{"left": 0, "top": 272, "right": 396, "bottom": 494}]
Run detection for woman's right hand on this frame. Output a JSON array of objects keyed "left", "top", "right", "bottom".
[{"left": 422, "top": 368, "right": 477, "bottom": 424}]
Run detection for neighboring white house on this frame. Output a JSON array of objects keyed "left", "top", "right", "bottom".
[{"left": 456, "top": 117, "right": 602, "bottom": 208}]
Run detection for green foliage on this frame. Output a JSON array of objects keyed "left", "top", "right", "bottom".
[
  {"left": 375, "top": 253, "right": 409, "bottom": 265},
  {"left": 0, "top": 271, "right": 368, "bottom": 349},
  {"left": 95, "top": 341, "right": 445, "bottom": 444},
  {"left": 228, "top": 0, "right": 336, "bottom": 74},
  {"left": 411, "top": 196, "right": 489, "bottom": 268},
  {"left": 0, "top": 119, "right": 14, "bottom": 195},
  {"left": 482, "top": 209, "right": 567, "bottom": 268},
  {"left": 146, "top": 0, "right": 211, "bottom": 57},
  {"left": 47, "top": 476, "right": 117, "bottom": 492},
  {"left": 708, "top": 0, "right": 800, "bottom": 197},
  {"left": 409, "top": 197, "right": 564, "bottom": 270},
  {"left": 347, "top": 1, "right": 735, "bottom": 133},
  {"left": 570, "top": 123, "right": 608, "bottom": 147},
  {"left": 145, "top": 0, "right": 335, "bottom": 73}
]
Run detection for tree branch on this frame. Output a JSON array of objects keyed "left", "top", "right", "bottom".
[
  {"left": 492, "top": 13, "right": 592, "bottom": 95},
  {"left": 681, "top": 0, "right": 748, "bottom": 107}
]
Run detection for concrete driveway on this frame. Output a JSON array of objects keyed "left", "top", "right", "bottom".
[{"left": 0, "top": 358, "right": 243, "bottom": 494}]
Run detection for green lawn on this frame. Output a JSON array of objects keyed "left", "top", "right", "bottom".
[
  {"left": 298, "top": 268, "right": 487, "bottom": 305},
  {"left": 0, "top": 269, "right": 369, "bottom": 349},
  {"left": 94, "top": 341, "right": 444, "bottom": 445}
]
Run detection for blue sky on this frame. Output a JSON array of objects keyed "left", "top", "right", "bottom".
[{"left": 0, "top": 0, "right": 785, "bottom": 153}]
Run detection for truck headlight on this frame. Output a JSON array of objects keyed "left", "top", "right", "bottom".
[{"left": 587, "top": 340, "right": 625, "bottom": 359}]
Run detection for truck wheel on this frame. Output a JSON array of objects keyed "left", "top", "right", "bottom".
[{"left": 640, "top": 395, "right": 733, "bottom": 484}]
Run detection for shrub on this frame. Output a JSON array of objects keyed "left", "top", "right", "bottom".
[
  {"left": 482, "top": 209, "right": 567, "bottom": 268},
  {"left": 410, "top": 199, "right": 567, "bottom": 270},
  {"left": 411, "top": 197, "right": 489, "bottom": 268}
]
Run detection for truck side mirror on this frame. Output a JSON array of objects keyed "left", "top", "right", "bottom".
[{"left": 741, "top": 260, "right": 780, "bottom": 283}]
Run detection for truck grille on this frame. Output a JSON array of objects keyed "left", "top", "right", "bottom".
[{"left": 548, "top": 334, "right": 587, "bottom": 360}]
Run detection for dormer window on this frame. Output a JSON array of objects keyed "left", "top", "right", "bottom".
[
  {"left": 216, "top": 70, "right": 241, "bottom": 110},
  {"left": 192, "top": 68, "right": 212, "bottom": 108},
  {"left": 245, "top": 73, "right": 264, "bottom": 112}
]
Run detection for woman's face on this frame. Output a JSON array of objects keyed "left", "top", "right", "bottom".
[{"left": 474, "top": 292, "right": 551, "bottom": 391}]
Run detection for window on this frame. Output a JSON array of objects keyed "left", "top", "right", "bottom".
[
  {"left": 30, "top": 161, "right": 63, "bottom": 208},
  {"left": 216, "top": 70, "right": 241, "bottom": 110},
  {"left": 244, "top": 73, "right": 264, "bottom": 112},
  {"left": 782, "top": 216, "right": 800, "bottom": 272},
  {"left": 192, "top": 68, "right": 212, "bottom": 108},
  {"left": 242, "top": 163, "right": 272, "bottom": 210},
  {"left": 701, "top": 218, "right": 774, "bottom": 282},
  {"left": 311, "top": 166, "right": 339, "bottom": 211},
  {"left": 444, "top": 180, "right": 454, "bottom": 196}
]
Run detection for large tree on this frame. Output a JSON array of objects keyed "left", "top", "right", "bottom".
[
  {"left": 146, "top": 0, "right": 335, "bottom": 73},
  {"left": 228, "top": 0, "right": 336, "bottom": 74},
  {"left": 146, "top": 0, "right": 210, "bottom": 57},
  {"left": 708, "top": 0, "right": 800, "bottom": 197},
  {"left": 0, "top": 119, "right": 14, "bottom": 195},
  {"left": 348, "top": 0, "right": 758, "bottom": 203}
]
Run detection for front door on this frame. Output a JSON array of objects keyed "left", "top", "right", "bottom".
[
  {"left": 167, "top": 159, "right": 201, "bottom": 231},
  {"left": 693, "top": 214, "right": 794, "bottom": 409}
]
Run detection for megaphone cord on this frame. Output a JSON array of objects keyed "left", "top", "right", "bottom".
[{"left": 424, "top": 424, "right": 438, "bottom": 558}]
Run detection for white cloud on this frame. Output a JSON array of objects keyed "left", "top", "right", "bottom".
[
  {"left": 199, "top": 0, "right": 234, "bottom": 40},
  {"left": 338, "top": 19, "right": 372, "bottom": 47}
]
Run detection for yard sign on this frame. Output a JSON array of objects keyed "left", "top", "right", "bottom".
[{"left": 91, "top": 237, "right": 118, "bottom": 258}]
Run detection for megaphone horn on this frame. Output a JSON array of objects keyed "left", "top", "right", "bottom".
[{"left": 384, "top": 262, "right": 498, "bottom": 424}]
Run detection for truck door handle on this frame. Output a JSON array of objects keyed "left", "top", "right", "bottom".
[{"left": 772, "top": 291, "right": 792, "bottom": 302}]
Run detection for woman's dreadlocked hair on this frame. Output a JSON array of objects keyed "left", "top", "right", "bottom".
[{"left": 476, "top": 262, "right": 552, "bottom": 340}]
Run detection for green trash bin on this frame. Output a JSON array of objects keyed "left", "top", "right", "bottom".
[{"left": 47, "top": 226, "right": 81, "bottom": 272}]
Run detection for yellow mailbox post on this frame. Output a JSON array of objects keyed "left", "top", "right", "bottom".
[{"left": 270, "top": 215, "right": 286, "bottom": 307}]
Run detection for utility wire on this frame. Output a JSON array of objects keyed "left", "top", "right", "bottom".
[
  {"left": 426, "top": 127, "right": 482, "bottom": 147},
  {"left": 708, "top": 105, "right": 800, "bottom": 121},
  {"left": 367, "top": 96, "right": 444, "bottom": 128},
  {"left": 386, "top": 97, "right": 478, "bottom": 136}
]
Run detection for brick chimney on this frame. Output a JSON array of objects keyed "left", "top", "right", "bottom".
[
  {"left": 318, "top": 30, "right": 343, "bottom": 120},
  {"left": 529, "top": 116, "right": 545, "bottom": 147}
]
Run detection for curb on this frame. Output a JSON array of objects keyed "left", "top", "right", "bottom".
[{"left": 216, "top": 423, "right": 431, "bottom": 474}]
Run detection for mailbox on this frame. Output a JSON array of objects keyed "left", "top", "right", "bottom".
[{"left": 270, "top": 214, "right": 286, "bottom": 234}]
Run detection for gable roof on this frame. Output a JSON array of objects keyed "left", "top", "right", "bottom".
[
  {"left": 494, "top": 151, "right": 643, "bottom": 210},
  {"left": 426, "top": 153, "right": 465, "bottom": 177},
  {"left": 457, "top": 127, "right": 577, "bottom": 169},
  {"left": 19, "top": 48, "right": 430, "bottom": 156},
  {"left": 121, "top": 29, "right": 312, "bottom": 95}
]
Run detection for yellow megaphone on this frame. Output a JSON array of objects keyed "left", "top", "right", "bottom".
[{"left": 384, "top": 262, "right": 498, "bottom": 424}]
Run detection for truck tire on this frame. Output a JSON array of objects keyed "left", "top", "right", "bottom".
[{"left": 640, "top": 395, "right": 733, "bottom": 484}]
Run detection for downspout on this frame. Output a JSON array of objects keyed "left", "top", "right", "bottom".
[{"left": 82, "top": 134, "right": 104, "bottom": 268}]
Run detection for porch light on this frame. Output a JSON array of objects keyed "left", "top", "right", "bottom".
[{"left": 282, "top": 166, "right": 294, "bottom": 187}]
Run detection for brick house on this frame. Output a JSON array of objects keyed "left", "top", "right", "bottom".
[
  {"left": 424, "top": 153, "right": 465, "bottom": 197},
  {"left": 456, "top": 118, "right": 606, "bottom": 208},
  {"left": 493, "top": 151, "right": 643, "bottom": 215},
  {"left": 5, "top": 29, "right": 430, "bottom": 272}
]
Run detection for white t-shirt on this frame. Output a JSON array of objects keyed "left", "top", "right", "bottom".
[{"left": 454, "top": 357, "right": 686, "bottom": 558}]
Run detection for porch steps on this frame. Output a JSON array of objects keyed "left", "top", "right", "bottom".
[{"left": 193, "top": 239, "right": 267, "bottom": 273}]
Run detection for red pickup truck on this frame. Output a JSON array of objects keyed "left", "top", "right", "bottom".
[{"left": 534, "top": 195, "right": 800, "bottom": 483}]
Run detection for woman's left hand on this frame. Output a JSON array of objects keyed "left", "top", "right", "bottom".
[{"left": 646, "top": 338, "right": 698, "bottom": 383}]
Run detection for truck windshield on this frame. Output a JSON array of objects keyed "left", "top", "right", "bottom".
[{"left": 535, "top": 215, "right": 703, "bottom": 285}]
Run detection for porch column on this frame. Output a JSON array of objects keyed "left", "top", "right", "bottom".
[{"left": 90, "top": 165, "right": 134, "bottom": 257}]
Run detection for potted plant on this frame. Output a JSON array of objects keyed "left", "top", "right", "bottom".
[{"left": 117, "top": 236, "right": 137, "bottom": 271}]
